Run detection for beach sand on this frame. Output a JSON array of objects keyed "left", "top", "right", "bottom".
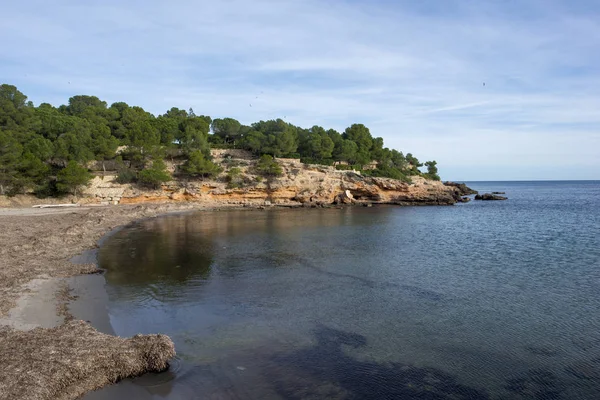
[{"left": 0, "top": 203, "right": 217, "bottom": 400}]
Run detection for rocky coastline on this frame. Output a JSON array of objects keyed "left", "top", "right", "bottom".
[
  {"left": 2, "top": 151, "right": 474, "bottom": 210},
  {"left": 474, "top": 193, "right": 508, "bottom": 201}
]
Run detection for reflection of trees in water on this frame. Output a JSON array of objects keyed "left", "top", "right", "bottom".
[
  {"left": 99, "top": 208, "right": 386, "bottom": 287},
  {"left": 138, "top": 208, "right": 385, "bottom": 241},
  {"left": 99, "top": 216, "right": 214, "bottom": 288}
]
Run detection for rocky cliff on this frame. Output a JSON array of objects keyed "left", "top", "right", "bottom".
[{"left": 80, "top": 151, "right": 469, "bottom": 207}]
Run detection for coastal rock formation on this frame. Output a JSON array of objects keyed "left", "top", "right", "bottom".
[
  {"left": 334, "top": 190, "right": 355, "bottom": 205},
  {"left": 474, "top": 193, "right": 508, "bottom": 200},
  {"left": 443, "top": 181, "right": 478, "bottom": 196},
  {"left": 0, "top": 320, "right": 175, "bottom": 400},
  {"left": 82, "top": 152, "right": 475, "bottom": 207}
]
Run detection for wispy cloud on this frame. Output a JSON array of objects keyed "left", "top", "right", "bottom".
[{"left": 1, "top": 0, "right": 599, "bottom": 180}]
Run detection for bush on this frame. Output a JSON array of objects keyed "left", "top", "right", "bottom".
[
  {"left": 226, "top": 167, "right": 244, "bottom": 188},
  {"left": 369, "top": 166, "right": 412, "bottom": 183},
  {"left": 221, "top": 157, "right": 241, "bottom": 167},
  {"left": 300, "top": 157, "right": 333, "bottom": 166},
  {"left": 180, "top": 150, "right": 221, "bottom": 178},
  {"left": 424, "top": 173, "right": 441, "bottom": 181},
  {"left": 137, "top": 159, "right": 170, "bottom": 189},
  {"left": 209, "top": 142, "right": 235, "bottom": 149},
  {"left": 255, "top": 155, "right": 283, "bottom": 177},
  {"left": 335, "top": 164, "right": 352, "bottom": 171},
  {"left": 56, "top": 161, "right": 92, "bottom": 195},
  {"left": 116, "top": 167, "right": 137, "bottom": 184}
]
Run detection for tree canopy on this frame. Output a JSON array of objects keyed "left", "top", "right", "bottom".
[
  {"left": 56, "top": 160, "right": 92, "bottom": 195},
  {"left": 0, "top": 83, "right": 441, "bottom": 196}
]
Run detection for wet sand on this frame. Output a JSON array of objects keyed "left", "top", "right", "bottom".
[{"left": 0, "top": 203, "right": 230, "bottom": 400}]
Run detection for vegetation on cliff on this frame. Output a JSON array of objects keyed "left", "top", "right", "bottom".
[{"left": 0, "top": 83, "right": 440, "bottom": 197}]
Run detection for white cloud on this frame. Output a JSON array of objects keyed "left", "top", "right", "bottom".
[{"left": 1, "top": 0, "right": 599, "bottom": 180}]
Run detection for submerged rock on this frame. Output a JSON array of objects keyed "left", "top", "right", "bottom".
[
  {"left": 474, "top": 193, "right": 508, "bottom": 200},
  {"left": 492, "top": 191, "right": 506, "bottom": 194}
]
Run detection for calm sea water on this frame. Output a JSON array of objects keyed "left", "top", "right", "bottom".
[{"left": 87, "top": 181, "right": 600, "bottom": 399}]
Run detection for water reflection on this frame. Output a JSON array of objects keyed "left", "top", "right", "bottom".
[
  {"left": 92, "top": 188, "right": 600, "bottom": 400},
  {"left": 98, "top": 207, "right": 389, "bottom": 290},
  {"left": 99, "top": 218, "right": 214, "bottom": 287}
]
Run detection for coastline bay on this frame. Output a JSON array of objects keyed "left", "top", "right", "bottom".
[{"left": 89, "top": 181, "right": 600, "bottom": 399}]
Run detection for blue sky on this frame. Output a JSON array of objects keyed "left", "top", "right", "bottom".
[{"left": 2, "top": 0, "right": 599, "bottom": 180}]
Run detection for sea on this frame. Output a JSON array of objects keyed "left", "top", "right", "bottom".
[{"left": 85, "top": 181, "right": 600, "bottom": 399}]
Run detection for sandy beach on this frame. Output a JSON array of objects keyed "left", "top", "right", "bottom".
[{"left": 0, "top": 203, "right": 225, "bottom": 400}]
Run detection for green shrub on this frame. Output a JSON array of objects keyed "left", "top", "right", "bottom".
[
  {"left": 335, "top": 164, "right": 352, "bottom": 171},
  {"left": 180, "top": 150, "right": 221, "bottom": 178},
  {"left": 116, "top": 167, "right": 137, "bottom": 184},
  {"left": 300, "top": 157, "right": 333, "bottom": 166},
  {"left": 424, "top": 173, "right": 441, "bottom": 181},
  {"left": 369, "top": 165, "right": 412, "bottom": 183},
  {"left": 226, "top": 167, "right": 244, "bottom": 188},
  {"left": 221, "top": 157, "right": 241, "bottom": 167},
  {"left": 138, "top": 159, "right": 170, "bottom": 189},
  {"left": 255, "top": 155, "right": 283, "bottom": 177},
  {"left": 56, "top": 161, "right": 92, "bottom": 195}
]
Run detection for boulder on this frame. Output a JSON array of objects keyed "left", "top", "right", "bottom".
[
  {"left": 474, "top": 193, "right": 507, "bottom": 200},
  {"left": 443, "top": 181, "right": 478, "bottom": 195}
]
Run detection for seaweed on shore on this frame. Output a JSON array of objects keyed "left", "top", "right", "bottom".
[{"left": 0, "top": 320, "right": 175, "bottom": 400}]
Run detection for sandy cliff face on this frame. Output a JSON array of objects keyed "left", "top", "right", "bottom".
[{"left": 85, "top": 154, "right": 464, "bottom": 207}]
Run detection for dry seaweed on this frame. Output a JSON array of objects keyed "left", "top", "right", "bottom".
[{"left": 0, "top": 320, "right": 175, "bottom": 400}]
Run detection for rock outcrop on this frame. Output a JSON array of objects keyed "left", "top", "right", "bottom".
[
  {"left": 79, "top": 152, "right": 475, "bottom": 207},
  {"left": 474, "top": 193, "right": 508, "bottom": 200},
  {"left": 443, "top": 181, "right": 478, "bottom": 196}
]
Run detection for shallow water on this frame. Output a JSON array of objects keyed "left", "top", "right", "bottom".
[{"left": 87, "top": 181, "right": 600, "bottom": 399}]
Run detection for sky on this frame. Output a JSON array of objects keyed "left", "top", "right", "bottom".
[{"left": 2, "top": 0, "right": 599, "bottom": 181}]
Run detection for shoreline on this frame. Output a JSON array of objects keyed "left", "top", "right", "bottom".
[
  {"left": 0, "top": 202, "right": 255, "bottom": 400},
  {"left": 0, "top": 198, "right": 466, "bottom": 399}
]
